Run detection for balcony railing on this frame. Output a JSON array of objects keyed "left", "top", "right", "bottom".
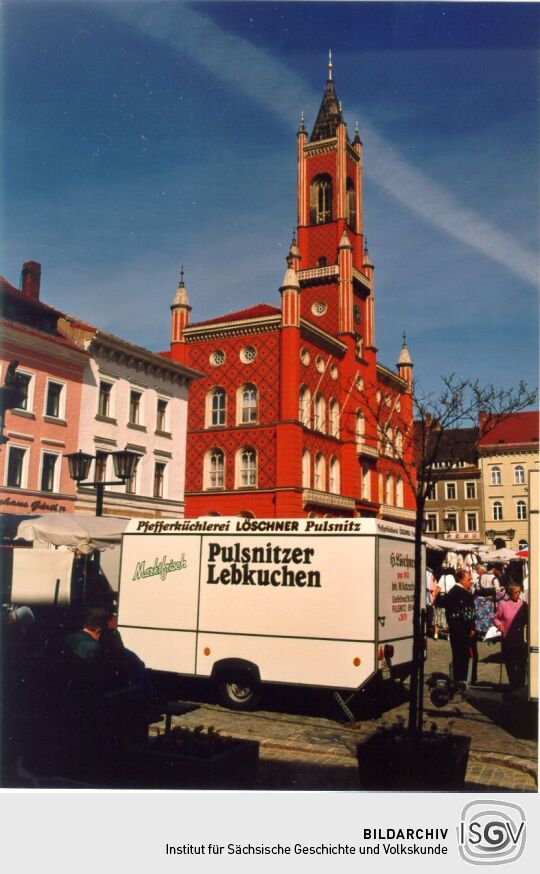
[
  {"left": 356, "top": 441, "right": 379, "bottom": 459},
  {"left": 302, "top": 489, "right": 356, "bottom": 511},
  {"left": 379, "top": 504, "right": 416, "bottom": 523},
  {"left": 352, "top": 267, "right": 372, "bottom": 291},
  {"left": 298, "top": 265, "right": 339, "bottom": 282}
]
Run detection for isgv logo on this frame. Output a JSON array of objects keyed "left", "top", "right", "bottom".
[{"left": 458, "top": 801, "right": 526, "bottom": 865}]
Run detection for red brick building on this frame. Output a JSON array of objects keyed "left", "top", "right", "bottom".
[{"left": 167, "top": 60, "right": 416, "bottom": 521}]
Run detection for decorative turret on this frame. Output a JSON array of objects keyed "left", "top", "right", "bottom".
[
  {"left": 170, "top": 266, "right": 191, "bottom": 351},
  {"left": 280, "top": 241, "right": 301, "bottom": 328},
  {"left": 397, "top": 332, "right": 413, "bottom": 391}
]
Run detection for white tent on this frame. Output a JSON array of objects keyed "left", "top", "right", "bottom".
[
  {"left": 423, "top": 536, "right": 480, "bottom": 554},
  {"left": 478, "top": 547, "right": 526, "bottom": 563},
  {"left": 16, "top": 514, "right": 129, "bottom": 553}
]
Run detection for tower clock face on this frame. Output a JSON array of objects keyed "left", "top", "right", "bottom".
[{"left": 353, "top": 303, "right": 361, "bottom": 324}]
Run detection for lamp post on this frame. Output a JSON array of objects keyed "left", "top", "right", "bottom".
[{"left": 65, "top": 449, "right": 140, "bottom": 516}]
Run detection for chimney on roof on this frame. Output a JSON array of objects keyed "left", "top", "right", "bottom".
[{"left": 20, "top": 261, "right": 41, "bottom": 300}]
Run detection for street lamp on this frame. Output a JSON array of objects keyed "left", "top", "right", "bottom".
[{"left": 65, "top": 449, "right": 140, "bottom": 516}]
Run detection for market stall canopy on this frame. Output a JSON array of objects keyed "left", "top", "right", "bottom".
[
  {"left": 16, "top": 514, "right": 129, "bottom": 553},
  {"left": 478, "top": 547, "right": 525, "bottom": 563},
  {"left": 423, "top": 536, "right": 480, "bottom": 553}
]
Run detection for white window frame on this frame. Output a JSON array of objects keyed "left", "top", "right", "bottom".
[
  {"left": 329, "top": 399, "right": 339, "bottom": 438},
  {"left": 299, "top": 386, "right": 311, "bottom": 428},
  {"left": 425, "top": 513, "right": 438, "bottom": 533},
  {"left": 204, "top": 449, "right": 225, "bottom": 490},
  {"left": 385, "top": 474, "right": 394, "bottom": 505},
  {"left": 97, "top": 379, "right": 115, "bottom": 419},
  {"left": 237, "top": 384, "right": 258, "bottom": 426},
  {"left": 466, "top": 511, "right": 478, "bottom": 533},
  {"left": 465, "top": 481, "right": 476, "bottom": 500},
  {"left": 302, "top": 450, "right": 311, "bottom": 489},
  {"left": 445, "top": 481, "right": 457, "bottom": 501},
  {"left": 5, "top": 444, "right": 29, "bottom": 489},
  {"left": 153, "top": 460, "right": 167, "bottom": 499},
  {"left": 39, "top": 450, "right": 61, "bottom": 493},
  {"left": 13, "top": 369, "right": 34, "bottom": 413},
  {"left": 514, "top": 465, "right": 525, "bottom": 485},
  {"left": 314, "top": 453, "right": 326, "bottom": 491},
  {"left": 445, "top": 512, "right": 458, "bottom": 532},
  {"left": 314, "top": 393, "right": 326, "bottom": 433},
  {"left": 355, "top": 410, "right": 365, "bottom": 445},
  {"left": 491, "top": 466, "right": 501, "bottom": 486},
  {"left": 129, "top": 389, "right": 144, "bottom": 426},
  {"left": 426, "top": 482, "right": 437, "bottom": 501},
  {"left": 396, "top": 477, "right": 404, "bottom": 508},
  {"left": 362, "top": 463, "right": 370, "bottom": 501},
  {"left": 156, "top": 397, "right": 169, "bottom": 433},
  {"left": 207, "top": 387, "right": 227, "bottom": 428},
  {"left": 329, "top": 457, "right": 340, "bottom": 494},
  {"left": 44, "top": 379, "right": 66, "bottom": 420},
  {"left": 516, "top": 500, "right": 527, "bottom": 521},
  {"left": 236, "top": 447, "right": 257, "bottom": 489},
  {"left": 492, "top": 501, "right": 503, "bottom": 521}
]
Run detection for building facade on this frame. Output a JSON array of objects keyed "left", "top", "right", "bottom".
[
  {"left": 422, "top": 428, "right": 484, "bottom": 545},
  {"left": 1, "top": 260, "right": 200, "bottom": 522},
  {"left": 0, "top": 263, "right": 87, "bottom": 516},
  {"left": 478, "top": 411, "right": 539, "bottom": 551},
  {"left": 167, "top": 62, "right": 416, "bottom": 521},
  {"left": 57, "top": 319, "right": 200, "bottom": 519}
]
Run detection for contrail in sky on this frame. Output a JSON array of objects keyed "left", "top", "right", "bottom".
[{"left": 111, "top": 1, "right": 538, "bottom": 287}]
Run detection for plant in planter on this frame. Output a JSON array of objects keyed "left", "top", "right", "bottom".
[
  {"left": 356, "top": 717, "right": 471, "bottom": 792},
  {"left": 128, "top": 725, "right": 260, "bottom": 789}
]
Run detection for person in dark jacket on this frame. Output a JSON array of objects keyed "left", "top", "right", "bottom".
[{"left": 440, "top": 568, "right": 477, "bottom": 683}]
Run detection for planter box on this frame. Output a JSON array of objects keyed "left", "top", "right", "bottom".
[
  {"left": 356, "top": 731, "right": 471, "bottom": 791},
  {"left": 127, "top": 737, "right": 260, "bottom": 789}
]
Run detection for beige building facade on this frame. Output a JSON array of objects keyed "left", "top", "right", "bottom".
[{"left": 478, "top": 412, "right": 539, "bottom": 551}]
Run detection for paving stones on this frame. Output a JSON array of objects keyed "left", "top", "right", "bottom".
[{"left": 151, "top": 639, "right": 538, "bottom": 792}]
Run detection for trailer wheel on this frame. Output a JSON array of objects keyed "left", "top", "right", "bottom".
[{"left": 218, "top": 677, "right": 260, "bottom": 711}]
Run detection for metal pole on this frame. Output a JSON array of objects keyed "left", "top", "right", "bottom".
[{"left": 95, "top": 482, "right": 104, "bottom": 517}]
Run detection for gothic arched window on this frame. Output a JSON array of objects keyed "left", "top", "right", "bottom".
[
  {"left": 310, "top": 174, "right": 332, "bottom": 225},
  {"left": 205, "top": 448, "right": 225, "bottom": 490},
  {"left": 238, "top": 384, "right": 258, "bottom": 424},
  {"left": 236, "top": 447, "right": 257, "bottom": 488}
]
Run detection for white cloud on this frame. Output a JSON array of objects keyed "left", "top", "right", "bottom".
[{"left": 110, "top": 1, "right": 538, "bottom": 288}]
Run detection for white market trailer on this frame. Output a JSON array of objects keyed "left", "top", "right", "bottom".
[{"left": 117, "top": 517, "right": 422, "bottom": 709}]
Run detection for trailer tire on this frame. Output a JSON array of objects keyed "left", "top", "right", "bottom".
[{"left": 217, "top": 677, "right": 261, "bottom": 711}]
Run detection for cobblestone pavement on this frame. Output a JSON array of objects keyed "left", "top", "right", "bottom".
[{"left": 151, "top": 639, "right": 538, "bottom": 792}]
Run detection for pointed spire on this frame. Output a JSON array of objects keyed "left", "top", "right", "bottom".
[
  {"left": 172, "top": 264, "right": 191, "bottom": 308},
  {"left": 353, "top": 120, "right": 362, "bottom": 146},
  {"left": 298, "top": 111, "right": 306, "bottom": 135},
  {"left": 280, "top": 237, "right": 301, "bottom": 291},
  {"left": 338, "top": 227, "right": 352, "bottom": 250},
  {"left": 328, "top": 48, "right": 333, "bottom": 81},
  {"left": 398, "top": 332, "right": 413, "bottom": 366},
  {"left": 288, "top": 229, "right": 300, "bottom": 262},
  {"left": 310, "top": 52, "right": 342, "bottom": 142},
  {"left": 363, "top": 238, "right": 374, "bottom": 268}
]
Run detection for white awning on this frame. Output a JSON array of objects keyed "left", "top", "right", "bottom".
[
  {"left": 16, "top": 514, "right": 129, "bottom": 553},
  {"left": 423, "top": 536, "right": 480, "bottom": 554}
]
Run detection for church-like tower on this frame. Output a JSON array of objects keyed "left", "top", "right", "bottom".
[{"left": 167, "top": 56, "right": 416, "bottom": 521}]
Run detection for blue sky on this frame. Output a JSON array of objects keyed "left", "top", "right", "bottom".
[{"left": 1, "top": 1, "right": 538, "bottom": 398}]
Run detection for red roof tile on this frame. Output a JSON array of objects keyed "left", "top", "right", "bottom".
[
  {"left": 190, "top": 303, "right": 281, "bottom": 328},
  {"left": 478, "top": 411, "right": 539, "bottom": 446}
]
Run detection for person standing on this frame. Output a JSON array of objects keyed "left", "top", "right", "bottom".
[
  {"left": 493, "top": 583, "right": 528, "bottom": 692},
  {"left": 472, "top": 565, "right": 496, "bottom": 637},
  {"left": 440, "top": 568, "right": 477, "bottom": 684}
]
